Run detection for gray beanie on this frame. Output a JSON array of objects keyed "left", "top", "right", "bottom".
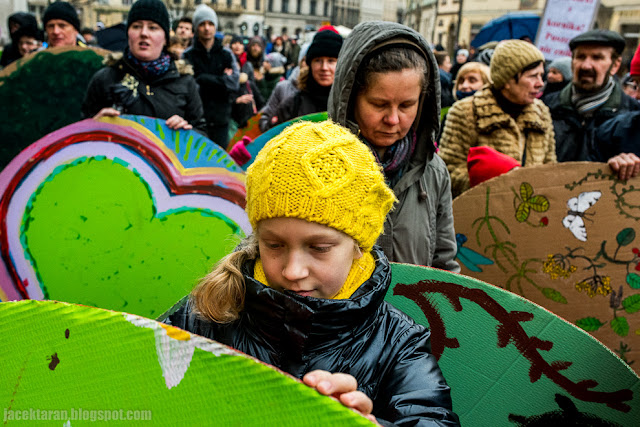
[
  {"left": 193, "top": 4, "right": 218, "bottom": 30},
  {"left": 548, "top": 57, "right": 572, "bottom": 82}
]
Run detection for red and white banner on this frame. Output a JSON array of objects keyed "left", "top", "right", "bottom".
[{"left": 535, "top": 0, "right": 600, "bottom": 60}]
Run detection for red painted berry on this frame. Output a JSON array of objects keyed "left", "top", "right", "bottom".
[
  {"left": 540, "top": 217, "right": 549, "bottom": 226},
  {"left": 633, "top": 248, "right": 639, "bottom": 255}
]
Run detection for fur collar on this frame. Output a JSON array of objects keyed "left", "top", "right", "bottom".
[
  {"left": 472, "top": 87, "right": 550, "bottom": 134},
  {"left": 104, "top": 51, "right": 193, "bottom": 75}
]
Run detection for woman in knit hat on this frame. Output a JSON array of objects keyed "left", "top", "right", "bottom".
[
  {"left": 82, "top": 0, "right": 205, "bottom": 133},
  {"left": 438, "top": 39, "right": 556, "bottom": 197},
  {"left": 168, "top": 120, "right": 459, "bottom": 426},
  {"left": 328, "top": 21, "right": 459, "bottom": 272},
  {"left": 264, "top": 30, "right": 343, "bottom": 129}
]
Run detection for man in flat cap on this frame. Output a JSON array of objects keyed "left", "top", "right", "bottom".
[
  {"left": 546, "top": 30, "right": 640, "bottom": 178},
  {"left": 43, "top": 1, "right": 85, "bottom": 48}
]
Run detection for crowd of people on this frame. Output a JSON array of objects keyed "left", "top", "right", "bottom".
[{"left": 3, "top": 0, "right": 640, "bottom": 423}]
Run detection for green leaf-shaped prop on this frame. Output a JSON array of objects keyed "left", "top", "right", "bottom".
[
  {"left": 611, "top": 317, "right": 630, "bottom": 337},
  {"left": 617, "top": 228, "right": 636, "bottom": 247},
  {"left": 622, "top": 294, "right": 640, "bottom": 314},
  {"left": 541, "top": 287, "right": 567, "bottom": 304},
  {"left": 576, "top": 317, "right": 605, "bottom": 331},
  {"left": 520, "top": 182, "right": 533, "bottom": 201},
  {"left": 529, "top": 195, "right": 550, "bottom": 212},
  {"left": 627, "top": 273, "right": 640, "bottom": 289}
]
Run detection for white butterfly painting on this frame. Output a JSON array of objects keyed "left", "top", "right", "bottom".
[{"left": 562, "top": 191, "right": 602, "bottom": 241}]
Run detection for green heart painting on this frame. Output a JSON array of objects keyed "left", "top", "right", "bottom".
[{"left": 0, "top": 116, "right": 250, "bottom": 318}]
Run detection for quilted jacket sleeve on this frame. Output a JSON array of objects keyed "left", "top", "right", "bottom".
[{"left": 374, "top": 318, "right": 460, "bottom": 426}]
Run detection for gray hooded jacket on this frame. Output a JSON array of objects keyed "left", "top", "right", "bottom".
[{"left": 328, "top": 22, "right": 459, "bottom": 272}]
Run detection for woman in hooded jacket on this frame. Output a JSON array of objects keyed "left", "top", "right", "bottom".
[{"left": 328, "top": 21, "right": 459, "bottom": 272}]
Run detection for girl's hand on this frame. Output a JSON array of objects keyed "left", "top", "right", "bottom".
[
  {"left": 303, "top": 370, "right": 379, "bottom": 425},
  {"left": 165, "top": 115, "right": 192, "bottom": 130},
  {"left": 93, "top": 108, "right": 121, "bottom": 119}
]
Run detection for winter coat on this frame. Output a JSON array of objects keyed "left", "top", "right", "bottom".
[
  {"left": 183, "top": 38, "right": 239, "bottom": 127},
  {"left": 591, "top": 110, "right": 640, "bottom": 162},
  {"left": 166, "top": 247, "right": 460, "bottom": 426},
  {"left": 439, "top": 87, "right": 556, "bottom": 197},
  {"left": 259, "top": 73, "right": 299, "bottom": 132},
  {"left": 439, "top": 69, "right": 455, "bottom": 109},
  {"left": 271, "top": 73, "right": 329, "bottom": 126},
  {"left": 545, "top": 81, "right": 640, "bottom": 162},
  {"left": 82, "top": 52, "right": 206, "bottom": 133},
  {"left": 328, "top": 21, "right": 460, "bottom": 272}
]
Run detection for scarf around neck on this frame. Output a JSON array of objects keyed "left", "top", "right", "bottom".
[
  {"left": 362, "top": 131, "right": 416, "bottom": 188},
  {"left": 571, "top": 77, "right": 616, "bottom": 115},
  {"left": 253, "top": 251, "right": 375, "bottom": 300},
  {"left": 126, "top": 48, "right": 171, "bottom": 79}
]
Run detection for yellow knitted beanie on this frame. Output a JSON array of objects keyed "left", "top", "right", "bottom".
[
  {"left": 246, "top": 120, "right": 396, "bottom": 252},
  {"left": 490, "top": 40, "right": 545, "bottom": 89}
]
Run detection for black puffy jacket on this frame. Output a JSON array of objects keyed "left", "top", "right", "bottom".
[
  {"left": 546, "top": 81, "right": 640, "bottom": 162},
  {"left": 167, "top": 247, "right": 459, "bottom": 426},
  {"left": 82, "top": 52, "right": 206, "bottom": 133},
  {"left": 591, "top": 110, "right": 640, "bottom": 162}
]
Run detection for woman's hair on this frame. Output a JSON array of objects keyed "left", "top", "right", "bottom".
[
  {"left": 190, "top": 234, "right": 258, "bottom": 323},
  {"left": 297, "top": 67, "right": 310, "bottom": 91},
  {"left": 514, "top": 60, "right": 543, "bottom": 83},
  {"left": 453, "top": 62, "right": 491, "bottom": 94},
  {"left": 354, "top": 46, "right": 429, "bottom": 95}
]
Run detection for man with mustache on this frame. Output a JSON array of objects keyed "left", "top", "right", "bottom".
[{"left": 546, "top": 30, "right": 640, "bottom": 179}]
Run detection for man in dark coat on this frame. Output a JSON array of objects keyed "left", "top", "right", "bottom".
[
  {"left": 183, "top": 4, "right": 238, "bottom": 149},
  {"left": 545, "top": 30, "right": 640, "bottom": 172}
]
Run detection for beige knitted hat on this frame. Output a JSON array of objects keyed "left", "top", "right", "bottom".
[{"left": 490, "top": 40, "right": 545, "bottom": 89}]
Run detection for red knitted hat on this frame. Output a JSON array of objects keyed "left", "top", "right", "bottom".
[
  {"left": 630, "top": 43, "right": 640, "bottom": 77},
  {"left": 467, "top": 146, "right": 520, "bottom": 188}
]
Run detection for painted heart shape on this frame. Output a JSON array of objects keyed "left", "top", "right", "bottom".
[{"left": 0, "top": 116, "right": 250, "bottom": 319}]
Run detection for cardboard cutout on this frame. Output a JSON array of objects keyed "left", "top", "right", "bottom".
[
  {"left": 0, "top": 116, "right": 249, "bottom": 320},
  {"left": 452, "top": 162, "right": 640, "bottom": 373},
  {"left": 0, "top": 47, "right": 107, "bottom": 170},
  {"left": 387, "top": 263, "right": 639, "bottom": 425},
  {"left": 0, "top": 300, "right": 371, "bottom": 426}
]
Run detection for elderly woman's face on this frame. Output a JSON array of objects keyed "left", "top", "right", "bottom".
[
  {"left": 128, "top": 20, "right": 166, "bottom": 62},
  {"left": 502, "top": 63, "right": 544, "bottom": 105}
]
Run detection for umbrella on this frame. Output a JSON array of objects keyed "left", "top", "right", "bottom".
[{"left": 471, "top": 12, "right": 540, "bottom": 49}]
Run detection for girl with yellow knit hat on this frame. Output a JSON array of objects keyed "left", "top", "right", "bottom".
[{"left": 167, "top": 120, "right": 459, "bottom": 425}]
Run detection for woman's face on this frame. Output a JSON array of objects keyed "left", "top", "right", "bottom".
[
  {"left": 502, "top": 63, "right": 545, "bottom": 105},
  {"left": 258, "top": 217, "right": 360, "bottom": 299},
  {"left": 547, "top": 68, "right": 564, "bottom": 83},
  {"left": 456, "top": 70, "right": 484, "bottom": 92},
  {"left": 128, "top": 20, "right": 166, "bottom": 62},
  {"left": 354, "top": 69, "right": 422, "bottom": 155},
  {"left": 311, "top": 56, "right": 337, "bottom": 87}
]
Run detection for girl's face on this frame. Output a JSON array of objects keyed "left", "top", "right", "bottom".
[
  {"left": 128, "top": 20, "right": 166, "bottom": 62},
  {"left": 354, "top": 69, "right": 422, "bottom": 156},
  {"left": 456, "top": 71, "right": 484, "bottom": 92},
  {"left": 547, "top": 68, "right": 564, "bottom": 83},
  {"left": 258, "top": 217, "right": 360, "bottom": 299}
]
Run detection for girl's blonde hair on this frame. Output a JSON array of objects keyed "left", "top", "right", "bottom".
[{"left": 190, "top": 234, "right": 258, "bottom": 323}]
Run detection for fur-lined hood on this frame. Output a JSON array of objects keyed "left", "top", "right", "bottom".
[{"left": 104, "top": 51, "right": 194, "bottom": 75}]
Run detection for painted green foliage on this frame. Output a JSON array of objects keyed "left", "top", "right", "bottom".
[
  {"left": 471, "top": 186, "right": 561, "bottom": 303},
  {"left": 0, "top": 50, "right": 104, "bottom": 169},
  {"left": 513, "top": 182, "right": 549, "bottom": 224},
  {"left": 572, "top": 227, "right": 640, "bottom": 345},
  {"left": 21, "top": 157, "right": 243, "bottom": 318}
]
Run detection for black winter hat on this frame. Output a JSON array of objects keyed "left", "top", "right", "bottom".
[
  {"left": 43, "top": 2, "right": 80, "bottom": 32},
  {"left": 127, "top": 0, "right": 171, "bottom": 44},
  {"left": 569, "top": 30, "right": 626, "bottom": 55},
  {"left": 14, "top": 24, "right": 44, "bottom": 42},
  {"left": 305, "top": 30, "right": 342, "bottom": 64}
]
